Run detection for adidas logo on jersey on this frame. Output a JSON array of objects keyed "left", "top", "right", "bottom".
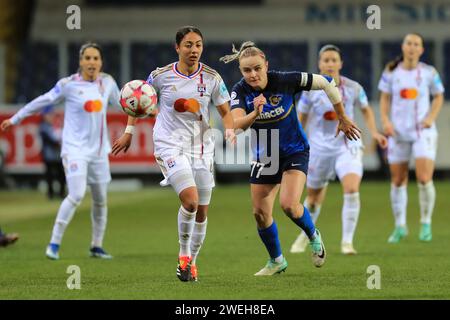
[{"left": 171, "top": 85, "right": 177, "bottom": 92}]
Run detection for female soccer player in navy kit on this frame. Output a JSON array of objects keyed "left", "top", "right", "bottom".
[
  {"left": 1, "top": 43, "right": 119, "bottom": 260},
  {"left": 221, "top": 42, "right": 361, "bottom": 275}
]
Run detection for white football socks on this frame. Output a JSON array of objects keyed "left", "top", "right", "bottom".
[
  {"left": 341, "top": 192, "right": 360, "bottom": 244},
  {"left": 418, "top": 181, "right": 435, "bottom": 224},
  {"left": 390, "top": 184, "right": 407, "bottom": 227},
  {"left": 90, "top": 183, "right": 108, "bottom": 248},
  {"left": 50, "top": 196, "right": 79, "bottom": 245},
  {"left": 178, "top": 205, "right": 197, "bottom": 257},
  {"left": 190, "top": 218, "right": 207, "bottom": 265},
  {"left": 50, "top": 175, "right": 86, "bottom": 245}
]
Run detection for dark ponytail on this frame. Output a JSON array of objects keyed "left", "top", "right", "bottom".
[{"left": 386, "top": 55, "right": 403, "bottom": 72}]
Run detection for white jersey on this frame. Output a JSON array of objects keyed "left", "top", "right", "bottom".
[
  {"left": 378, "top": 62, "right": 445, "bottom": 141},
  {"left": 148, "top": 62, "right": 230, "bottom": 158},
  {"left": 11, "top": 73, "right": 121, "bottom": 160},
  {"left": 297, "top": 76, "right": 369, "bottom": 155}
]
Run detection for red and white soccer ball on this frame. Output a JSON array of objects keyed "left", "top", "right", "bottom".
[{"left": 120, "top": 80, "right": 157, "bottom": 118}]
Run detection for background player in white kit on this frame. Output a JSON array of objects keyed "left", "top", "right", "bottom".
[
  {"left": 378, "top": 33, "right": 444, "bottom": 243},
  {"left": 290, "top": 44, "right": 388, "bottom": 255},
  {"left": 1, "top": 43, "right": 120, "bottom": 260},
  {"left": 112, "top": 26, "right": 235, "bottom": 282}
]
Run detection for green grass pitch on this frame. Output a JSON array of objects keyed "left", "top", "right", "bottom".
[{"left": 1, "top": 181, "right": 449, "bottom": 299}]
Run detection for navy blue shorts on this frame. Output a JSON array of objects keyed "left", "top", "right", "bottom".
[{"left": 249, "top": 151, "right": 309, "bottom": 184}]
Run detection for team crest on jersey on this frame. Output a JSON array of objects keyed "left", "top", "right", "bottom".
[
  {"left": 167, "top": 158, "right": 176, "bottom": 168},
  {"left": 269, "top": 95, "right": 282, "bottom": 106},
  {"left": 197, "top": 83, "right": 206, "bottom": 93}
]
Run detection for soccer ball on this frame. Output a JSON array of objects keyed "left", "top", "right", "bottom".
[{"left": 119, "top": 80, "right": 157, "bottom": 118}]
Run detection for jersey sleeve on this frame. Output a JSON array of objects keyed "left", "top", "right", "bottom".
[
  {"left": 147, "top": 69, "right": 162, "bottom": 94},
  {"left": 354, "top": 83, "right": 370, "bottom": 109},
  {"left": 108, "top": 78, "right": 122, "bottom": 110},
  {"left": 10, "top": 78, "right": 66, "bottom": 125},
  {"left": 296, "top": 91, "right": 312, "bottom": 114},
  {"left": 229, "top": 83, "right": 246, "bottom": 111},
  {"left": 429, "top": 67, "right": 445, "bottom": 96},
  {"left": 211, "top": 75, "right": 231, "bottom": 107},
  {"left": 378, "top": 70, "right": 392, "bottom": 94},
  {"left": 281, "top": 71, "right": 313, "bottom": 93}
]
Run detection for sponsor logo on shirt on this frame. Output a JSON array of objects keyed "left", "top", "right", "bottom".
[
  {"left": 84, "top": 100, "right": 103, "bottom": 112},
  {"left": 400, "top": 88, "right": 418, "bottom": 100},
  {"left": 174, "top": 98, "right": 200, "bottom": 113},
  {"left": 256, "top": 106, "right": 285, "bottom": 120},
  {"left": 323, "top": 110, "right": 338, "bottom": 121}
]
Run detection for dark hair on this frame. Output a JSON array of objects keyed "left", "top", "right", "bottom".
[
  {"left": 318, "top": 44, "right": 342, "bottom": 60},
  {"left": 386, "top": 33, "right": 424, "bottom": 71},
  {"left": 79, "top": 42, "right": 103, "bottom": 60},
  {"left": 219, "top": 41, "right": 266, "bottom": 64},
  {"left": 175, "top": 26, "right": 203, "bottom": 46}
]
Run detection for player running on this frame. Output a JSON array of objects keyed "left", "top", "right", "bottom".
[
  {"left": 378, "top": 33, "right": 444, "bottom": 243},
  {"left": 289, "top": 44, "right": 388, "bottom": 255},
  {"left": 1, "top": 42, "right": 120, "bottom": 260},
  {"left": 220, "top": 41, "right": 361, "bottom": 275},
  {"left": 112, "top": 26, "right": 235, "bottom": 282}
]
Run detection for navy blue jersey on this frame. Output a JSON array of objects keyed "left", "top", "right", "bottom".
[{"left": 230, "top": 71, "right": 313, "bottom": 160}]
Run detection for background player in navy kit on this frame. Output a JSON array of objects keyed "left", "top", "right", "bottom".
[{"left": 221, "top": 41, "right": 361, "bottom": 275}]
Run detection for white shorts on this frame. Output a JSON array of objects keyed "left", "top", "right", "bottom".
[
  {"left": 155, "top": 151, "right": 215, "bottom": 195},
  {"left": 63, "top": 156, "right": 111, "bottom": 185},
  {"left": 387, "top": 129, "right": 438, "bottom": 164},
  {"left": 307, "top": 146, "right": 363, "bottom": 189}
]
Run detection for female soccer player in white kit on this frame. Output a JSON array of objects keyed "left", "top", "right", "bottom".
[
  {"left": 378, "top": 33, "right": 444, "bottom": 243},
  {"left": 290, "top": 45, "right": 388, "bottom": 255},
  {"left": 112, "top": 26, "right": 235, "bottom": 282},
  {"left": 1, "top": 43, "right": 120, "bottom": 259}
]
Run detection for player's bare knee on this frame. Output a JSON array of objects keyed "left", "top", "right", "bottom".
[
  {"left": 417, "top": 176, "right": 432, "bottom": 185},
  {"left": 392, "top": 176, "right": 408, "bottom": 187},
  {"left": 181, "top": 200, "right": 198, "bottom": 213},
  {"left": 343, "top": 186, "right": 359, "bottom": 194},
  {"left": 280, "top": 202, "right": 298, "bottom": 218}
]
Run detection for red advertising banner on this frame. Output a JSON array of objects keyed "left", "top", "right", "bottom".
[{"left": 0, "top": 110, "right": 158, "bottom": 174}]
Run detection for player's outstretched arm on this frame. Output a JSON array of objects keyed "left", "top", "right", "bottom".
[
  {"left": 111, "top": 115, "right": 138, "bottom": 155},
  {"left": 310, "top": 74, "right": 361, "bottom": 140}
]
